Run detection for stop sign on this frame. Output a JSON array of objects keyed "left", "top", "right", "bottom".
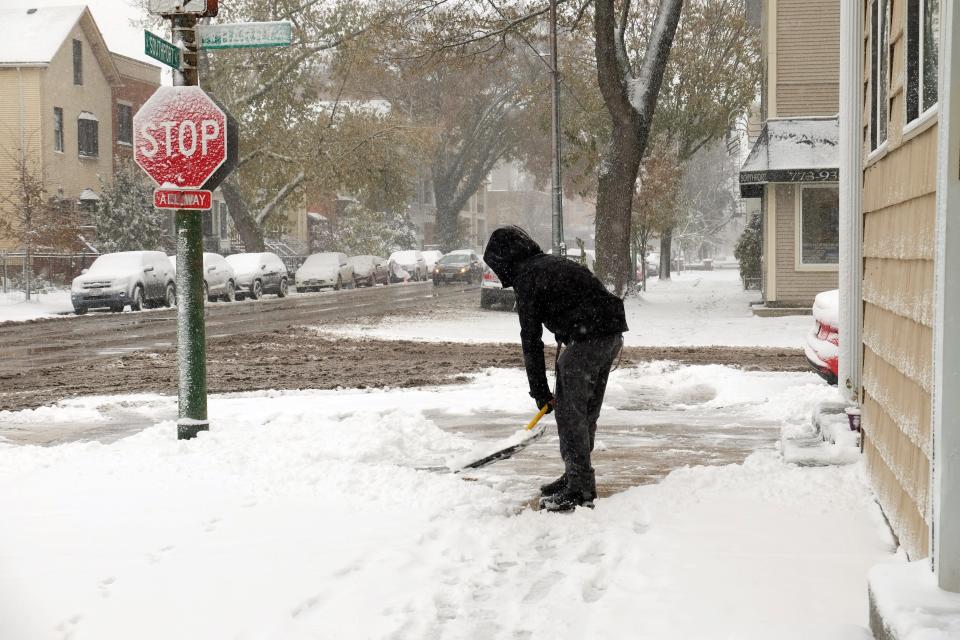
[{"left": 134, "top": 86, "right": 230, "bottom": 189}]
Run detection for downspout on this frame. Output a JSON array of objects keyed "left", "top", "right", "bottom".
[
  {"left": 17, "top": 66, "right": 31, "bottom": 302},
  {"left": 838, "top": 0, "right": 863, "bottom": 403},
  {"left": 932, "top": 0, "right": 960, "bottom": 593}
]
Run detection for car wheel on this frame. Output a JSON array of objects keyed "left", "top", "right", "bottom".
[
  {"left": 235, "top": 292, "right": 246, "bottom": 301},
  {"left": 223, "top": 280, "right": 236, "bottom": 302},
  {"left": 203, "top": 281, "right": 210, "bottom": 304},
  {"left": 110, "top": 305, "right": 123, "bottom": 313},
  {"left": 480, "top": 290, "right": 493, "bottom": 309},
  {"left": 278, "top": 278, "right": 289, "bottom": 298},
  {"left": 74, "top": 306, "right": 88, "bottom": 315},
  {"left": 334, "top": 275, "right": 342, "bottom": 291},
  {"left": 130, "top": 285, "right": 144, "bottom": 312},
  {"left": 250, "top": 279, "right": 263, "bottom": 300},
  {"left": 164, "top": 283, "right": 176, "bottom": 308}
]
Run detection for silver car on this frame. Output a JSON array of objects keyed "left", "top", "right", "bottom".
[
  {"left": 225, "top": 252, "right": 290, "bottom": 300},
  {"left": 168, "top": 252, "right": 237, "bottom": 302},
  {"left": 388, "top": 249, "right": 427, "bottom": 282},
  {"left": 348, "top": 255, "right": 390, "bottom": 287},
  {"left": 297, "top": 252, "right": 355, "bottom": 291},
  {"left": 71, "top": 251, "right": 176, "bottom": 314}
]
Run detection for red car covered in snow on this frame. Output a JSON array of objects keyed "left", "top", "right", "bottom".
[{"left": 805, "top": 289, "right": 839, "bottom": 385}]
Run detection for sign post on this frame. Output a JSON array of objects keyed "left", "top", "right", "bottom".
[{"left": 141, "top": 1, "right": 282, "bottom": 441}]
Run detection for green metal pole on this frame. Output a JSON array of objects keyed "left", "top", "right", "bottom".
[{"left": 173, "top": 13, "right": 208, "bottom": 440}]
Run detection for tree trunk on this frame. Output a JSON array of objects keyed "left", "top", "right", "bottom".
[
  {"left": 221, "top": 178, "right": 265, "bottom": 253},
  {"left": 434, "top": 201, "right": 461, "bottom": 251},
  {"left": 595, "top": 122, "right": 643, "bottom": 293},
  {"left": 659, "top": 228, "right": 673, "bottom": 280}
]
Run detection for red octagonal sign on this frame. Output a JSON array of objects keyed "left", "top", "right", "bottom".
[{"left": 134, "top": 86, "right": 227, "bottom": 189}]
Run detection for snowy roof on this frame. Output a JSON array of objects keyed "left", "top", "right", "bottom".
[
  {"left": 0, "top": 6, "right": 86, "bottom": 65},
  {"left": 739, "top": 117, "right": 839, "bottom": 196}
]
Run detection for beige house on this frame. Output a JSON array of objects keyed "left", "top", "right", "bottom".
[
  {"left": 836, "top": 0, "right": 958, "bottom": 625},
  {"left": 739, "top": 0, "right": 841, "bottom": 310},
  {"left": 0, "top": 6, "right": 124, "bottom": 252}
]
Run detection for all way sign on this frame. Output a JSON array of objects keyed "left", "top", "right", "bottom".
[
  {"left": 155, "top": 189, "right": 213, "bottom": 210},
  {"left": 197, "top": 21, "right": 292, "bottom": 49}
]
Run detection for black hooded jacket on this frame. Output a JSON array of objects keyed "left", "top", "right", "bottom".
[{"left": 483, "top": 227, "right": 628, "bottom": 404}]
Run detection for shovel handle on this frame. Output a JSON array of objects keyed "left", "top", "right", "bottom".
[{"left": 526, "top": 403, "right": 551, "bottom": 430}]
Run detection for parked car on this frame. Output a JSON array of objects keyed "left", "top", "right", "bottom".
[
  {"left": 167, "top": 253, "right": 237, "bottom": 302},
  {"left": 421, "top": 249, "right": 444, "bottom": 271},
  {"left": 388, "top": 250, "right": 427, "bottom": 282},
  {"left": 348, "top": 255, "right": 390, "bottom": 287},
  {"left": 433, "top": 251, "right": 483, "bottom": 285},
  {"left": 296, "top": 252, "right": 355, "bottom": 291},
  {"left": 805, "top": 289, "right": 839, "bottom": 385},
  {"left": 480, "top": 265, "right": 515, "bottom": 309},
  {"left": 225, "top": 252, "right": 289, "bottom": 300},
  {"left": 71, "top": 251, "right": 176, "bottom": 314},
  {"left": 549, "top": 247, "right": 596, "bottom": 272}
]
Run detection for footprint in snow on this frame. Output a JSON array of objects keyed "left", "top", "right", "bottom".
[{"left": 521, "top": 571, "right": 563, "bottom": 603}]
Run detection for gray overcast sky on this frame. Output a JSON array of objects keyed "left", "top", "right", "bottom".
[{"left": 9, "top": 1, "right": 156, "bottom": 64}]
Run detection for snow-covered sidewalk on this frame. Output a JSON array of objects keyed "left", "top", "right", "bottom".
[
  {"left": 0, "top": 366, "right": 894, "bottom": 639},
  {"left": 318, "top": 269, "right": 813, "bottom": 348}
]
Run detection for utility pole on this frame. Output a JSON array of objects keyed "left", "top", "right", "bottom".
[
  {"left": 549, "top": 0, "right": 565, "bottom": 256},
  {"left": 171, "top": 13, "right": 208, "bottom": 440}
]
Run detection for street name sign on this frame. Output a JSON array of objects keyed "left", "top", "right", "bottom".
[
  {"left": 144, "top": 31, "right": 180, "bottom": 70},
  {"left": 134, "top": 86, "right": 228, "bottom": 189},
  {"left": 155, "top": 189, "right": 213, "bottom": 210},
  {"left": 147, "top": 0, "right": 216, "bottom": 16},
  {"left": 197, "top": 21, "right": 293, "bottom": 49}
]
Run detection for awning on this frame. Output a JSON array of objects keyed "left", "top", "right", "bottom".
[
  {"left": 78, "top": 111, "right": 98, "bottom": 122},
  {"left": 78, "top": 188, "right": 100, "bottom": 201},
  {"left": 739, "top": 117, "right": 839, "bottom": 198}
]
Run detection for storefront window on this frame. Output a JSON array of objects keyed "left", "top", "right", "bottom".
[{"left": 800, "top": 186, "right": 839, "bottom": 266}]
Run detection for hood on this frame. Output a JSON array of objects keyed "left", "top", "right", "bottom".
[{"left": 483, "top": 226, "right": 542, "bottom": 288}]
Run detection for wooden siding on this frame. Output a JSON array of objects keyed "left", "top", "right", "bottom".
[
  {"left": 775, "top": 0, "right": 840, "bottom": 117},
  {"left": 772, "top": 184, "right": 839, "bottom": 304},
  {"left": 859, "top": 0, "right": 938, "bottom": 557},
  {"left": 0, "top": 67, "right": 43, "bottom": 251}
]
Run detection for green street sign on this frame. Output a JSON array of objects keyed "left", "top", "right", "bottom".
[
  {"left": 197, "top": 21, "right": 293, "bottom": 50},
  {"left": 144, "top": 30, "right": 180, "bottom": 70}
]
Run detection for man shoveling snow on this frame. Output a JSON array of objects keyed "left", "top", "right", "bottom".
[{"left": 483, "top": 226, "right": 627, "bottom": 512}]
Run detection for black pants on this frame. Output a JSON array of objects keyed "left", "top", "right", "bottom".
[{"left": 554, "top": 333, "right": 623, "bottom": 499}]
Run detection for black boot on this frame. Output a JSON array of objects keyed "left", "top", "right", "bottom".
[
  {"left": 539, "top": 487, "right": 595, "bottom": 512},
  {"left": 539, "top": 473, "right": 567, "bottom": 496}
]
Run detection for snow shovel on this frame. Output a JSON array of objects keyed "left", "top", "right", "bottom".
[{"left": 446, "top": 404, "right": 551, "bottom": 472}]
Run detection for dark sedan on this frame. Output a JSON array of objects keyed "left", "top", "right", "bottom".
[{"left": 432, "top": 252, "right": 482, "bottom": 285}]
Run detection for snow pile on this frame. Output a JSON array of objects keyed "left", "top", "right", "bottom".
[
  {"left": 814, "top": 289, "right": 840, "bottom": 328},
  {"left": 320, "top": 269, "right": 812, "bottom": 348},
  {"left": 0, "top": 290, "right": 73, "bottom": 322},
  {"left": 0, "top": 366, "right": 893, "bottom": 639},
  {"left": 869, "top": 560, "right": 960, "bottom": 639}
]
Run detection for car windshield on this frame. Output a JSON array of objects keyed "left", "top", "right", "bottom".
[
  {"left": 439, "top": 255, "right": 469, "bottom": 265},
  {"left": 304, "top": 254, "right": 340, "bottom": 267},
  {"left": 88, "top": 253, "right": 143, "bottom": 274},
  {"left": 391, "top": 251, "right": 419, "bottom": 263},
  {"left": 226, "top": 254, "right": 264, "bottom": 272},
  {"left": 348, "top": 256, "right": 375, "bottom": 267}
]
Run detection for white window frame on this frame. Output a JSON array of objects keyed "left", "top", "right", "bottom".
[
  {"left": 116, "top": 101, "right": 133, "bottom": 147},
  {"left": 870, "top": 0, "right": 890, "bottom": 151},
  {"left": 906, "top": 0, "right": 940, "bottom": 126},
  {"left": 794, "top": 184, "right": 840, "bottom": 272}
]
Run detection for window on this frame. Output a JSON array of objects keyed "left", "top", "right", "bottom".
[
  {"left": 116, "top": 104, "right": 133, "bottom": 145},
  {"left": 78, "top": 113, "right": 98, "bottom": 158},
  {"left": 53, "top": 107, "right": 63, "bottom": 152},
  {"left": 870, "top": 0, "right": 888, "bottom": 151},
  {"left": 799, "top": 186, "right": 840, "bottom": 267},
  {"left": 72, "top": 39, "right": 82, "bottom": 85},
  {"left": 202, "top": 210, "right": 214, "bottom": 237},
  {"left": 907, "top": 0, "right": 940, "bottom": 123}
]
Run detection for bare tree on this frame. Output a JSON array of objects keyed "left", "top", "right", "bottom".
[{"left": 593, "top": 0, "right": 683, "bottom": 293}]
